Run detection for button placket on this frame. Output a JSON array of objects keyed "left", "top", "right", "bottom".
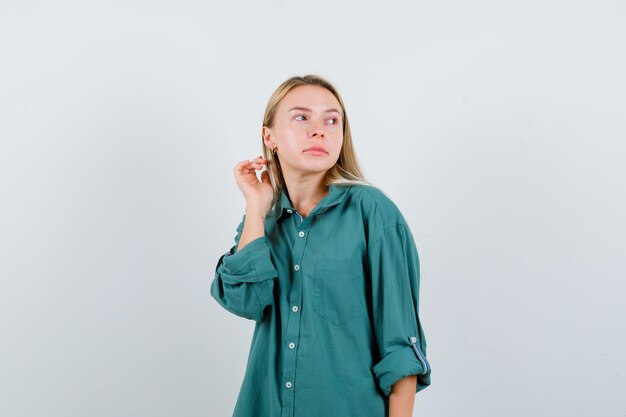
[{"left": 281, "top": 215, "right": 311, "bottom": 416}]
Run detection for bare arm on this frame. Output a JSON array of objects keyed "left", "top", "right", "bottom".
[
  {"left": 237, "top": 204, "right": 266, "bottom": 251},
  {"left": 389, "top": 374, "right": 417, "bottom": 417},
  {"left": 232, "top": 155, "right": 273, "bottom": 252}
]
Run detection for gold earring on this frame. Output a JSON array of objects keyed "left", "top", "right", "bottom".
[{"left": 271, "top": 146, "right": 277, "bottom": 155}]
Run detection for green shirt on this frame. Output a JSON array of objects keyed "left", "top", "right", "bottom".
[{"left": 211, "top": 183, "right": 431, "bottom": 417}]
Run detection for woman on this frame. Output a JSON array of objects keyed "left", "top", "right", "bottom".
[{"left": 211, "top": 74, "right": 431, "bottom": 417}]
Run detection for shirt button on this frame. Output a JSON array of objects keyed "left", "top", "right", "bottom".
[
  {"left": 294, "top": 264, "right": 300, "bottom": 271},
  {"left": 411, "top": 337, "right": 417, "bottom": 343},
  {"left": 285, "top": 381, "right": 293, "bottom": 389},
  {"left": 292, "top": 305, "right": 299, "bottom": 312},
  {"left": 288, "top": 342, "right": 296, "bottom": 349},
  {"left": 298, "top": 231, "right": 305, "bottom": 237},
  {"left": 287, "top": 209, "right": 293, "bottom": 213}
]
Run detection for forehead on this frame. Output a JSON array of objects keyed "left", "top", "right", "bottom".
[{"left": 278, "top": 85, "right": 341, "bottom": 112}]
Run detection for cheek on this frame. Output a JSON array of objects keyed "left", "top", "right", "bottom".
[{"left": 282, "top": 124, "right": 307, "bottom": 135}]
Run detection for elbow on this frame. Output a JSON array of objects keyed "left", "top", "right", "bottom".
[{"left": 209, "top": 273, "right": 274, "bottom": 322}]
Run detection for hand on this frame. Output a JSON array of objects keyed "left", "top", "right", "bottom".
[{"left": 234, "top": 156, "right": 274, "bottom": 218}]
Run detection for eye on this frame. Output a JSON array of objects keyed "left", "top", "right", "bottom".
[
  {"left": 328, "top": 117, "right": 338, "bottom": 125},
  {"left": 294, "top": 115, "right": 307, "bottom": 121}
]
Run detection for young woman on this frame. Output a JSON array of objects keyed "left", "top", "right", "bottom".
[{"left": 211, "top": 74, "right": 431, "bottom": 417}]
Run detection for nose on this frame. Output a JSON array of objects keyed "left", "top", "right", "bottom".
[{"left": 310, "top": 119, "right": 325, "bottom": 138}]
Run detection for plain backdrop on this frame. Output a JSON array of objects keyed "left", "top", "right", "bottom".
[{"left": 1, "top": 1, "right": 624, "bottom": 416}]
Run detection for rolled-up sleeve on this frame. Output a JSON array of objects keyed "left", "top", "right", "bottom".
[
  {"left": 210, "top": 214, "right": 278, "bottom": 322},
  {"left": 368, "top": 222, "right": 431, "bottom": 397}
]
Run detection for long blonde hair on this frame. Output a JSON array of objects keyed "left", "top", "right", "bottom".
[{"left": 261, "top": 74, "right": 371, "bottom": 206}]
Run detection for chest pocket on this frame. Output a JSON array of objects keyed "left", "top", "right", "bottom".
[{"left": 313, "top": 257, "right": 365, "bottom": 325}]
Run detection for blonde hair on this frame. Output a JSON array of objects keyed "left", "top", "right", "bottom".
[{"left": 261, "top": 74, "right": 371, "bottom": 206}]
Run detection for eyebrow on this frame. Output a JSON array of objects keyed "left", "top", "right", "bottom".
[{"left": 287, "top": 106, "right": 342, "bottom": 117}]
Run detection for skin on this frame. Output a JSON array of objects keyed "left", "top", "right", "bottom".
[
  {"left": 389, "top": 375, "right": 417, "bottom": 417},
  {"left": 262, "top": 84, "right": 345, "bottom": 217},
  {"left": 232, "top": 84, "right": 417, "bottom": 416}
]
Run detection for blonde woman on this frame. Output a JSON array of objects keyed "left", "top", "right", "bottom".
[{"left": 211, "top": 74, "right": 431, "bottom": 417}]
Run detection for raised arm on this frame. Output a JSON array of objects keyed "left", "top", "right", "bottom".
[
  {"left": 210, "top": 212, "right": 277, "bottom": 321},
  {"left": 210, "top": 156, "right": 278, "bottom": 321}
]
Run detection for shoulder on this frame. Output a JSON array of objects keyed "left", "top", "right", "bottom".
[{"left": 347, "top": 184, "right": 407, "bottom": 229}]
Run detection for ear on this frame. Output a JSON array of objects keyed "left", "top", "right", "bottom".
[{"left": 262, "top": 126, "right": 274, "bottom": 148}]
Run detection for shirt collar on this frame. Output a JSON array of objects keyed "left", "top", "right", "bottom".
[{"left": 272, "top": 183, "right": 352, "bottom": 222}]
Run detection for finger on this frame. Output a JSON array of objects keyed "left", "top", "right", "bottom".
[
  {"left": 248, "top": 161, "right": 266, "bottom": 169},
  {"left": 248, "top": 157, "right": 268, "bottom": 165},
  {"left": 234, "top": 160, "right": 266, "bottom": 177},
  {"left": 250, "top": 156, "right": 269, "bottom": 164},
  {"left": 235, "top": 165, "right": 257, "bottom": 177},
  {"left": 235, "top": 160, "right": 262, "bottom": 171},
  {"left": 241, "top": 159, "right": 266, "bottom": 168},
  {"left": 235, "top": 160, "right": 252, "bottom": 170},
  {"left": 235, "top": 162, "right": 251, "bottom": 173},
  {"left": 260, "top": 169, "right": 271, "bottom": 184}
]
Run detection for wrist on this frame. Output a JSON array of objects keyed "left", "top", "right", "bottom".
[{"left": 245, "top": 205, "right": 267, "bottom": 220}]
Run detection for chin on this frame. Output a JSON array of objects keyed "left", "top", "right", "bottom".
[{"left": 297, "top": 163, "right": 333, "bottom": 174}]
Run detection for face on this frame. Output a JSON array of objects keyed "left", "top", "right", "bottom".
[{"left": 263, "top": 85, "right": 344, "bottom": 179}]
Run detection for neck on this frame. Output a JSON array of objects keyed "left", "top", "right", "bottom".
[{"left": 283, "top": 175, "right": 329, "bottom": 218}]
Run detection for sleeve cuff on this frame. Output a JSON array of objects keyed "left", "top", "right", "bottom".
[
  {"left": 221, "top": 236, "right": 277, "bottom": 284},
  {"left": 371, "top": 344, "right": 432, "bottom": 396}
]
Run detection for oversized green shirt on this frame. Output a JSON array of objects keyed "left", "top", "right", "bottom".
[{"left": 211, "top": 183, "right": 431, "bottom": 417}]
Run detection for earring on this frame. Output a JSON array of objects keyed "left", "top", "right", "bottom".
[{"left": 270, "top": 146, "right": 277, "bottom": 155}]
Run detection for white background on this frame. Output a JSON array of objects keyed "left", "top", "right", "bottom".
[{"left": 1, "top": 1, "right": 624, "bottom": 416}]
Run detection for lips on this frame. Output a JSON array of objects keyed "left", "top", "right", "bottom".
[{"left": 304, "top": 146, "right": 327, "bottom": 153}]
